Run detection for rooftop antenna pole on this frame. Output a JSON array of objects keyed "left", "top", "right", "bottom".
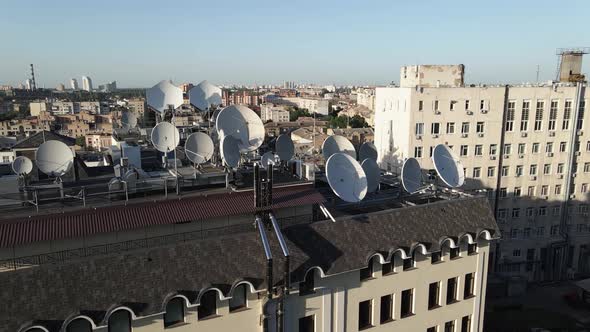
[
  {"left": 30, "top": 64, "right": 36, "bottom": 91},
  {"left": 536, "top": 64, "right": 540, "bottom": 83}
]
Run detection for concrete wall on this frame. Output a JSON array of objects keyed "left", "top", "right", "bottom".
[{"left": 400, "top": 65, "right": 465, "bottom": 88}]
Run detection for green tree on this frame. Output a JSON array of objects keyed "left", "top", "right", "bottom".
[
  {"left": 75, "top": 136, "right": 86, "bottom": 147},
  {"left": 350, "top": 115, "right": 369, "bottom": 128}
]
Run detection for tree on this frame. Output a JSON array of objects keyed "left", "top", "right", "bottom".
[
  {"left": 75, "top": 136, "right": 86, "bottom": 147},
  {"left": 289, "top": 107, "right": 311, "bottom": 121},
  {"left": 329, "top": 115, "right": 349, "bottom": 128},
  {"left": 350, "top": 115, "right": 369, "bottom": 128}
]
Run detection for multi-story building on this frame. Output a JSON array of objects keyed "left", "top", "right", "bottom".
[
  {"left": 356, "top": 88, "right": 376, "bottom": 111},
  {"left": 222, "top": 90, "right": 261, "bottom": 107},
  {"left": 375, "top": 55, "right": 589, "bottom": 281},
  {"left": 71, "top": 78, "right": 79, "bottom": 91},
  {"left": 261, "top": 104, "right": 290, "bottom": 123},
  {"left": 280, "top": 97, "right": 330, "bottom": 115},
  {"left": 82, "top": 76, "right": 93, "bottom": 91},
  {"left": 85, "top": 132, "right": 114, "bottom": 150}
]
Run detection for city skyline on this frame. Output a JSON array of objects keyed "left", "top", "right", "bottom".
[{"left": 1, "top": 0, "right": 589, "bottom": 88}]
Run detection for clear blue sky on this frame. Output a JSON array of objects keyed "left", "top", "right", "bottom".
[{"left": 1, "top": 0, "right": 589, "bottom": 88}]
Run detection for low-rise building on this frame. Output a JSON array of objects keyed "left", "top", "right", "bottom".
[{"left": 261, "top": 104, "right": 290, "bottom": 123}]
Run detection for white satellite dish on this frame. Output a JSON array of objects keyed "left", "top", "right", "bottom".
[
  {"left": 322, "top": 135, "right": 356, "bottom": 161},
  {"left": 261, "top": 151, "right": 279, "bottom": 169},
  {"left": 121, "top": 111, "right": 138, "bottom": 129},
  {"left": 216, "top": 105, "right": 265, "bottom": 152},
  {"left": 220, "top": 135, "right": 240, "bottom": 168},
  {"left": 12, "top": 156, "right": 33, "bottom": 176},
  {"left": 151, "top": 122, "right": 180, "bottom": 153},
  {"left": 36, "top": 140, "right": 74, "bottom": 177},
  {"left": 275, "top": 134, "right": 295, "bottom": 161},
  {"left": 359, "top": 142, "right": 378, "bottom": 162},
  {"left": 185, "top": 132, "right": 214, "bottom": 164},
  {"left": 401, "top": 157, "right": 424, "bottom": 194},
  {"left": 146, "top": 80, "right": 183, "bottom": 114},
  {"left": 361, "top": 158, "right": 380, "bottom": 193},
  {"left": 188, "top": 80, "right": 222, "bottom": 112},
  {"left": 432, "top": 144, "right": 465, "bottom": 188},
  {"left": 326, "top": 153, "right": 367, "bottom": 203}
]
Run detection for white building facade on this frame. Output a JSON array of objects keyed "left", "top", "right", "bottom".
[{"left": 82, "top": 76, "right": 93, "bottom": 91}]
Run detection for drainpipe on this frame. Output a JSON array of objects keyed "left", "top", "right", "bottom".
[
  {"left": 270, "top": 213, "right": 290, "bottom": 332},
  {"left": 257, "top": 216, "right": 273, "bottom": 301},
  {"left": 493, "top": 85, "right": 510, "bottom": 273}
]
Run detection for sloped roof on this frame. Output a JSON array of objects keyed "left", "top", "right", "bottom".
[{"left": 12, "top": 131, "right": 76, "bottom": 149}]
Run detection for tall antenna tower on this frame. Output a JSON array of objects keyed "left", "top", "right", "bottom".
[{"left": 30, "top": 64, "right": 37, "bottom": 91}]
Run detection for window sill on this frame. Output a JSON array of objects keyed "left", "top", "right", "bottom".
[
  {"left": 468, "top": 252, "right": 478, "bottom": 256},
  {"left": 464, "top": 294, "right": 476, "bottom": 300},
  {"left": 403, "top": 266, "right": 417, "bottom": 272},
  {"left": 400, "top": 313, "right": 415, "bottom": 319},
  {"left": 428, "top": 304, "right": 442, "bottom": 311},
  {"left": 450, "top": 256, "right": 461, "bottom": 261},
  {"left": 431, "top": 260, "right": 443, "bottom": 265},
  {"left": 359, "top": 324, "right": 374, "bottom": 331},
  {"left": 382, "top": 271, "right": 397, "bottom": 276},
  {"left": 446, "top": 299, "right": 460, "bottom": 305},
  {"left": 380, "top": 318, "right": 395, "bottom": 325},
  {"left": 198, "top": 314, "right": 221, "bottom": 321},
  {"left": 229, "top": 306, "right": 250, "bottom": 314},
  {"left": 164, "top": 322, "right": 190, "bottom": 329}
]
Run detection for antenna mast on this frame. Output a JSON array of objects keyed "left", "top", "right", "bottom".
[{"left": 30, "top": 64, "right": 37, "bottom": 91}]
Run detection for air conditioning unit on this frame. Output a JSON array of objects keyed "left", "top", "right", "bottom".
[
  {"left": 575, "top": 151, "right": 581, "bottom": 156},
  {"left": 515, "top": 174, "right": 521, "bottom": 177},
  {"left": 434, "top": 111, "right": 441, "bottom": 115},
  {"left": 519, "top": 154, "right": 524, "bottom": 159},
  {"left": 466, "top": 111, "right": 474, "bottom": 115},
  {"left": 542, "top": 195, "right": 549, "bottom": 200},
  {"left": 416, "top": 135, "right": 422, "bottom": 140},
  {"left": 432, "top": 134, "right": 439, "bottom": 138},
  {"left": 481, "top": 109, "right": 488, "bottom": 114},
  {"left": 570, "top": 194, "right": 576, "bottom": 199},
  {"left": 577, "top": 130, "right": 583, "bottom": 136},
  {"left": 478, "top": 133, "right": 484, "bottom": 137},
  {"left": 530, "top": 176, "right": 537, "bottom": 181},
  {"left": 558, "top": 174, "right": 564, "bottom": 179},
  {"left": 504, "top": 155, "right": 510, "bottom": 159},
  {"left": 547, "top": 152, "right": 554, "bottom": 157},
  {"left": 462, "top": 133, "right": 468, "bottom": 138},
  {"left": 549, "top": 131, "right": 556, "bottom": 137},
  {"left": 521, "top": 132, "right": 528, "bottom": 138},
  {"left": 490, "top": 155, "right": 497, "bottom": 160},
  {"left": 573, "top": 173, "right": 577, "bottom": 178}
]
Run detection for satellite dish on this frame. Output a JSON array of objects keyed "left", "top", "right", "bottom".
[
  {"left": 121, "top": 111, "right": 137, "bottom": 129},
  {"left": 261, "top": 151, "right": 279, "bottom": 169},
  {"left": 211, "top": 107, "right": 222, "bottom": 123},
  {"left": 36, "top": 140, "right": 74, "bottom": 177},
  {"left": 216, "top": 105, "right": 265, "bottom": 152},
  {"left": 108, "top": 177, "right": 123, "bottom": 191},
  {"left": 326, "top": 153, "right": 367, "bottom": 203},
  {"left": 401, "top": 158, "right": 423, "bottom": 194},
  {"left": 185, "top": 132, "right": 214, "bottom": 164},
  {"left": 12, "top": 156, "right": 33, "bottom": 176},
  {"left": 188, "top": 80, "right": 222, "bottom": 112},
  {"left": 220, "top": 135, "right": 240, "bottom": 168},
  {"left": 322, "top": 135, "right": 356, "bottom": 161},
  {"left": 361, "top": 158, "right": 380, "bottom": 193},
  {"left": 146, "top": 80, "right": 183, "bottom": 114},
  {"left": 432, "top": 144, "right": 465, "bottom": 188},
  {"left": 151, "top": 122, "right": 180, "bottom": 153},
  {"left": 275, "top": 134, "right": 295, "bottom": 161},
  {"left": 359, "top": 142, "right": 378, "bottom": 161},
  {"left": 123, "top": 169, "right": 138, "bottom": 190}
]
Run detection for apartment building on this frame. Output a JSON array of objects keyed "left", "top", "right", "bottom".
[
  {"left": 375, "top": 60, "right": 589, "bottom": 281},
  {"left": 261, "top": 104, "right": 290, "bottom": 123}
]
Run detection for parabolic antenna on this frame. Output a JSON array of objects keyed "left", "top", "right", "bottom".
[
  {"left": 151, "top": 122, "right": 180, "bottom": 153},
  {"left": 188, "top": 80, "right": 222, "bottom": 112},
  {"left": 361, "top": 158, "right": 380, "bottom": 193},
  {"left": 216, "top": 105, "right": 265, "bottom": 152},
  {"left": 359, "top": 142, "right": 378, "bottom": 162},
  {"left": 12, "top": 156, "right": 33, "bottom": 176},
  {"left": 322, "top": 135, "right": 356, "bottom": 160},
  {"left": 185, "top": 132, "right": 214, "bottom": 164},
  {"left": 275, "top": 134, "right": 295, "bottom": 161},
  {"left": 121, "top": 111, "right": 138, "bottom": 129},
  {"left": 146, "top": 80, "right": 183, "bottom": 114},
  {"left": 261, "top": 151, "right": 279, "bottom": 169},
  {"left": 36, "top": 140, "right": 74, "bottom": 177},
  {"left": 220, "top": 135, "right": 240, "bottom": 168},
  {"left": 401, "top": 157, "right": 423, "bottom": 194},
  {"left": 326, "top": 153, "right": 367, "bottom": 203},
  {"left": 432, "top": 144, "right": 465, "bottom": 188}
]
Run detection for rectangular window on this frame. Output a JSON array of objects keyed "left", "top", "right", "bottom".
[
  {"left": 445, "top": 320, "right": 455, "bottom": 332},
  {"left": 555, "top": 185, "right": 562, "bottom": 195},
  {"left": 585, "top": 163, "right": 590, "bottom": 173},
  {"left": 414, "top": 146, "right": 423, "bottom": 158},
  {"left": 577, "top": 100, "right": 585, "bottom": 130},
  {"left": 428, "top": 327, "right": 438, "bottom": 332},
  {"left": 460, "top": 145, "right": 468, "bottom": 156},
  {"left": 461, "top": 316, "right": 471, "bottom": 332},
  {"left": 500, "top": 187, "right": 507, "bottom": 198},
  {"left": 504, "top": 144, "right": 511, "bottom": 155},
  {"left": 501, "top": 166, "right": 509, "bottom": 177},
  {"left": 514, "top": 187, "right": 521, "bottom": 197},
  {"left": 401, "top": 289, "right": 414, "bottom": 318},
  {"left": 528, "top": 186, "right": 536, "bottom": 196},
  {"left": 198, "top": 291, "right": 217, "bottom": 320},
  {"left": 552, "top": 206, "right": 560, "bottom": 216},
  {"left": 474, "top": 145, "right": 482, "bottom": 156},
  {"left": 446, "top": 277, "right": 458, "bottom": 304},
  {"left": 549, "top": 100, "right": 558, "bottom": 130},
  {"left": 476, "top": 122, "right": 484, "bottom": 133},
  {"left": 530, "top": 164, "right": 537, "bottom": 176},
  {"left": 559, "top": 142, "right": 567, "bottom": 152},
  {"left": 557, "top": 163, "right": 564, "bottom": 174},
  {"left": 515, "top": 165, "right": 523, "bottom": 177},
  {"left": 380, "top": 295, "right": 393, "bottom": 324},
  {"left": 480, "top": 99, "right": 487, "bottom": 110},
  {"left": 506, "top": 101, "right": 515, "bottom": 131},
  {"left": 464, "top": 273, "right": 475, "bottom": 298},
  {"left": 358, "top": 300, "right": 373, "bottom": 329},
  {"left": 539, "top": 206, "right": 547, "bottom": 216},
  {"left": 381, "top": 261, "right": 394, "bottom": 275},
  {"left": 543, "top": 164, "right": 551, "bottom": 175},
  {"left": 541, "top": 185, "right": 549, "bottom": 196},
  {"left": 465, "top": 100, "right": 470, "bottom": 110},
  {"left": 450, "top": 100, "right": 457, "bottom": 111},
  {"left": 431, "top": 252, "right": 441, "bottom": 264},
  {"left": 582, "top": 183, "right": 588, "bottom": 193},
  {"left": 446, "top": 122, "right": 455, "bottom": 134},
  {"left": 512, "top": 208, "right": 520, "bottom": 218},
  {"left": 546, "top": 142, "right": 553, "bottom": 153},
  {"left": 431, "top": 123, "right": 440, "bottom": 135},
  {"left": 534, "top": 100, "right": 544, "bottom": 131},
  {"left": 532, "top": 143, "right": 540, "bottom": 153},
  {"left": 520, "top": 100, "right": 530, "bottom": 131},
  {"left": 488, "top": 167, "right": 496, "bottom": 177},
  {"left": 461, "top": 122, "right": 470, "bottom": 134},
  {"left": 418, "top": 100, "right": 424, "bottom": 111},
  {"left": 473, "top": 167, "right": 481, "bottom": 178},
  {"left": 518, "top": 143, "right": 526, "bottom": 155},
  {"left": 537, "top": 226, "right": 545, "bottom": 236},
  {"left": 563, "top": 100, "right": 572, "bottom": 130},
  {"left": 434, "top": 100, "right": 439, "bottom": 111},
  {"left": 428, "top": 282, "right": 440, "bottom": 309},
  {"left": 415, "top": 123, "right": 424, "bottom": 135},
  {"left": 299, "top": 315, "right": 314, "bottom": 332}
]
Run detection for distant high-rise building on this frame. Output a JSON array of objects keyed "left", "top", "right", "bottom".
[
  {"left": 25, "top": 79, "right": 32, "bottom": 90},
  {"left": 70, "top": 78, "right": 79, "bottom": 90},
  {"left": 82, "top": 76, "right": 93, "bottom": 91},
  {"left": 56, "top": 83, "right": 65, "bottom": 92},
  {"left": 98, "top": 81, "right": 117, "bottom": 92}
]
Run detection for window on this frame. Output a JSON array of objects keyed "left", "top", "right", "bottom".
[
  {"left": 108, "top": 310, "right": 131, "bottom": 332},
  {"left": 382, "top": 260, "right": 395, "bottom": 275},
  {"left": 497, "top": 209, "right": 507, "bottom": 219},
  {"left": 506, "top": 101, "right": 515, "bottom": 131},
  {"left": 551, "top": 225, "right": 559, "bottom": 236},
  {"left": 66, "top": 319, "right": 92, "bottom": 332},
  {"left": 504, "top": 143, "right": 511, "bottom": 155},
  {"left": 445, "top": 321, "right": 455, "bottom": 332},
  {"left": 431, "top": 123, "right": 440, "bottom": 135},
  {"left": 164, "top": 298, "right": 185, "bottom": 327},
  {"left": 559, "top": 142, "right": 567, "bottom": 152},
  {"left": 587, "top": 140, "right": 590, "bottom": 151},
  {"left": 530, "top": 164, "right": 537, "bottom": 176},
  {"left": 513, "top": 187, "right": 521, "bottom": 197},
  {"left": 380, "top": 295, "right": 394, "bottom": 323},
  {"left": 431, "top": 252, "right": 441, "bottom": 264},
  {"left": 461, "top": 122, "right": 470, "bottom": 134},
  {"left": 543, "top": 164, "right": 551, "bottom": 175},
  {"left": 461, "top": 316, "right": 471, "bottom": 332},
  {"left": 526, "top": 207, "right": 535, "bottom": 218},
  {"left": 446, "top": 277, "right": 458, "bottom": 304},
  {"left": 428, "top": 282, "right": 441, "bottom": 309},
  {"left": 464, "top": 273, "right": 475, "bottom": 298},
  {"left": 512, "top": 208, "right": 520, "bottom": 218},
  {"left": 557, "top": 163, "right": 564, "bottom": 174},
  {"left": 476, "top": 122, "right": 484, "bottom": 133},
  {"left": 489, "top": 144, "right": 497, "bottom": 155},
  {"left": 532, "top": 143, "right": 540, "bottom": 153},
  {"left": 198, "top": 291, "right": 218, "bottom": 320},
  {"left": 537, "top": 226, "right": 545, "bottom": 236},
  {"left": 549, "top": 100, "right": 558, "bottom": 130},
  {"left": 450, "top": 247, "right": 460, "bottom": 259},
  {"left": 472, "top": 167, "right": 481, "bottom": 178},
  {"left": 563, "top": 100, "right": 572, "bottom": 130},
  {"left": 299, "top": 315, "right": 314, "bottom": 332},
  {"left": 450, "top": 100, "right": 457, "bottom": 111},
  {"left": 360, "top": 258, "right": 375, "bottom": 281},
  {"left": 499, "top": 187, "right": 507, "bottom": 198},
  {"left": 582, "top": 183, "right": 588, "bottom": 193},
  {"left": 465, "top": 100, "right": 470, "bottom": 110},
  {"left": 468, "top": 243, "right": 477, "bottom": 255},
  {"left": 229, "top": 284, "right": 248, "bottom": 312},
  {"left": 541, "top": 185, "right": 549, "bottom": 196},
  {"left": 552, "top": 206, "right": 560, "bottom": 216},
  {"left": 474, "top": 145, "right": 482, "bottom": 156},
  {"left": 527, "top": 186, "right": 536, "bottom": 196},
  {"left": 518, "top": 143, "right": 526, "bottom": 155},
  {"left": 460, "top": 145, "right": 468, "bottom": 156},
  {"left": 415, "top": 123, "right": 424, "bottom": 135},
  {"left": 546, "top": 142, "right": 554, "bottom": 153},
  {"left": 403, "top": 254, "right": 415, "bottom": 270},
  {"left": 414, "top": 146, "right": 423, "bottom": 158},
  {"left": 520, "top": 100, "right": 530, "bottom": 131},
  {"left": 539, "top": 206, "right": 547, "bottom": 216},
  {"left": 446, "top": 122, "right": 455, "bottom": 134},
  {"left": 480, "top": 99, "right": 488, "bottom": 110},
  {"left": 555, "top": 185, "right": 562, "bottom": 195},
  {"left": 501, "top": 166, "right": 509, "bottom": 177},
  {"left": 515, "top": 165, "right": 523, "bottom": 176},
  {"left": 578, "top": 100, "right": 585, "bottom": 130},
  {"left": 434, "top": 100, "right": 439, "bottom": 111},
  {"left": 418, "top": 100, "right": 424, "bottom": 111},
  {"left": 534, "top": 100, "right": 544, "bottom": 131},
  {"left": 300, "top": 271, "right": 315, "bottom": 295},
  {"left": 358, "top": 300, "right": 373, "bottom": 329},
  {"left": 488, "top": 167, "right": 496, "bottom": 177},
  {"left": 428, "top": 327, "right": 438, "bottom": 332},
  {"left": 513, "top": 249, "right": 521, "bottom": 257},
  {"left": 585, "top": 163, "right": 590, "bottom": 173},
  {"left": 401, "top": 289, "right": 414, "bottom": 317}
]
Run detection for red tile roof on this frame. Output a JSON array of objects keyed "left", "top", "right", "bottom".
[{"left": 0, "top": 184, "right": 325, "bottom": 248}]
